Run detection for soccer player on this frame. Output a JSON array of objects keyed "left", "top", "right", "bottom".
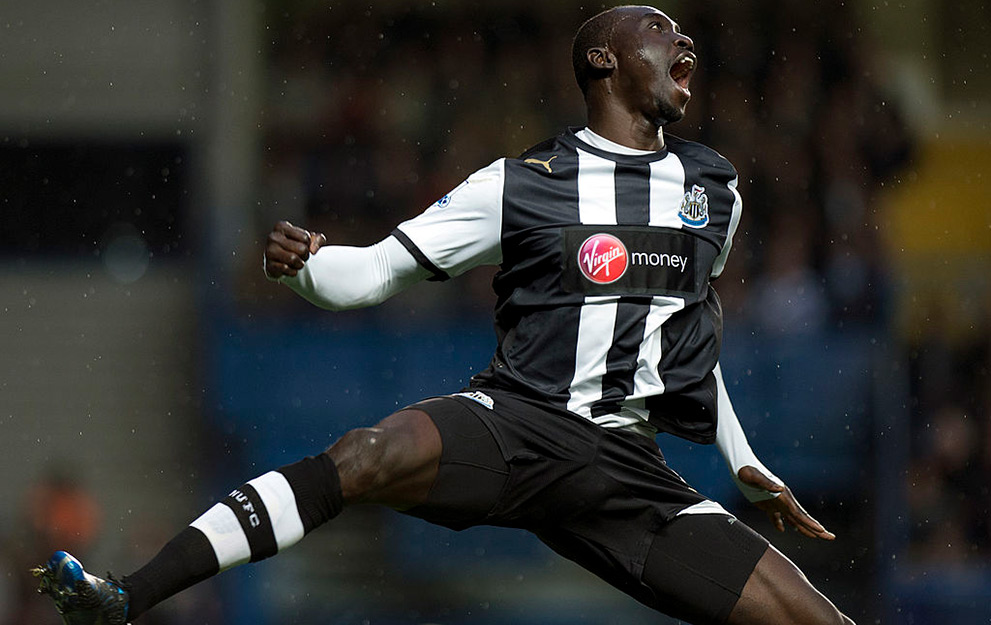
[{"left": 35, "top": 6, "right": 855, "bottom": 624}]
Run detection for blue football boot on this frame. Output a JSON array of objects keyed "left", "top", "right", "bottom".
[{"left": 32, "top": 551, "right": 130, "bottom": 625}]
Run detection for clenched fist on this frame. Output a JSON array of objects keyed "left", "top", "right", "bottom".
[{"left": 263, "top": 221, "right": 327, "bottom": 279}]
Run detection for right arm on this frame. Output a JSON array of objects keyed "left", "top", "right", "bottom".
[
  {"left": 263, "top": 158, "right": 505, "bottom": 310},
  {"left": 264, "top": 223, "right": 431, "bottom": 311}
]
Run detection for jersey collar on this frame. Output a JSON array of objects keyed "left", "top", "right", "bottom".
[{"left": 562, "top": 127, "right": 671, "bottom": 164}]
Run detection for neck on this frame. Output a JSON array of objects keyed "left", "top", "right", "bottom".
[{"left": 586, "top": 100, "right": 665, "bottom": 151}]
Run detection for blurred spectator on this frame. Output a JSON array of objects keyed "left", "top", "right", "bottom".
[
  {"left": 749, "top": 211, "right": 829, "bottom": 334},
  {"left": 2, "top": 469, "right": 101, "bottom": 625},
  {"left": 908, "top": 316, "right": 991, "bottom": 565},
  {"left": 25, "top": 470, "right": 102, "bottom": 558},
  {"left": 908, "top": 402, "right": 990, "bottom": 565}
]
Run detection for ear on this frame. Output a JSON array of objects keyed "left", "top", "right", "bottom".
[{"left": 586, "top": 47, "right": 617, "bottom": 71}]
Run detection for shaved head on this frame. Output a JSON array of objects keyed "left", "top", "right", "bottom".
[
  {"left": 572, "top": 6, "right": 641, "bottom": 95},
  {"left": 571, "top": 4, "right": 696, "bottom": 141}
]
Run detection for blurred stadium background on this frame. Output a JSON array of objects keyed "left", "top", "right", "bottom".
[{"left": 1, "top": 0, "right": 988, "bottom": 623}]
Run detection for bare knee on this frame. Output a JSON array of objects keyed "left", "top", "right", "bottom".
[
  {"left": 729, "top": 547, "right": 855, "bottom": 625},
  {"left": 327, "top": 409, "right": 441, "bottom": 506},
  {"left": 328, "top": 427, "right": 391, "bottom": 500}
]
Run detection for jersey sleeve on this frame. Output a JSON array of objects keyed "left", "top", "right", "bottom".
[
  {"left": 710, "top": 175, "right": 742, "bottom": 279},
  {"left": 392, "top": 159, "right": 505, "bottom": 280},
  {"left": 276, "top": 235, "right": 432, "bottom": 311}
]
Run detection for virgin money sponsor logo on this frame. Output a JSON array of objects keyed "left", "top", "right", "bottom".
[
  {"left": 578, "top": 234, "right": 628, "bottom": 284},
  {"left": 562, "top": 226, "right": 699, "bottom": 296},
  {"left": 561, "top": 224, "right": 696, "bottom": 297}
]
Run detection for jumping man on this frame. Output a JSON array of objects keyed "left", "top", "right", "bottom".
[{"left": 35, "top": 6, "right": 855, "bottom": 624}]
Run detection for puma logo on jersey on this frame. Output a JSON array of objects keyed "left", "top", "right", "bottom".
[{"left": 524, "top": 155, "right": 557, "bottom": 173}]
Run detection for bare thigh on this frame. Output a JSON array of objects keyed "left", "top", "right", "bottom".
[{"left": 728, "top": 545, "right": 854, "bottom": 625}]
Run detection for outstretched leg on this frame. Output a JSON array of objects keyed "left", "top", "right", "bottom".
[
  {"left": 728, "top": 544, "right": 855, "bottom": 625},
  {"left": 616, "top": 513, "right": 854, "bottom": 625},
  {"left": 36, "top": 409, "right": 442, "bottom": 623}
]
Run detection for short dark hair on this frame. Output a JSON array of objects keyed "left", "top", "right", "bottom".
[{"left": 572, "top": 7, "right": 628, "bottom": 96}]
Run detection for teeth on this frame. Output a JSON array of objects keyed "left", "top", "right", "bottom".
[{"left": 679, "top": 57, "right": 695, "bottom": 68}]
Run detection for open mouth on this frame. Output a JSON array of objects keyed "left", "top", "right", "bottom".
[{"left": 669, "top": 54, "right": 696, "bottom": 94}]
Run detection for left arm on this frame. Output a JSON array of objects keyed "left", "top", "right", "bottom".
[{"left": 714, "top": 363, "right": 836, "bottom": 540}]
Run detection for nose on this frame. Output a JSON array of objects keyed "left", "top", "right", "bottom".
[{"left": 674, "top": 32, "right": 694, "bottom": 51}]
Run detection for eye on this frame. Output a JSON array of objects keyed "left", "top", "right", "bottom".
[{"left": 649, "top": 21, "right": 662, "bottom": 30}]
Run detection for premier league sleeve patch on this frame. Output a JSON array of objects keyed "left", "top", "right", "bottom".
[{"left": 560, "top": 226, "right": 710, "bottom": 296}]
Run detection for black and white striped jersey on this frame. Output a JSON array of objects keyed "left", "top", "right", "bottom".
[{"left": 393, "top": 128, "right": 742, "bottom": 443}]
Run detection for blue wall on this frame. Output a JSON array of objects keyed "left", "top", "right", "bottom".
[{"left": 207, "top": 315, "right": 878, "bottom": 497}]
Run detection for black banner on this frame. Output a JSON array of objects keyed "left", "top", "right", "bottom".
[{"left": 560, "top": 226, "right": 703, "bottom": 296}]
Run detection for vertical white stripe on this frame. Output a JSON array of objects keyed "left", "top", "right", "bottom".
[
  {"left": 190, "top": 503, "right": 251, "bottom": 571},
  {"left": 567, "top": 148, "right": 619, "bottom": 417},
  {"left": 247, "top": 471, "right": 305, "bottom": 551},
  {"left": 620, "top": 155, "right": 690, "bottom": 405},
  {"left": 648, "top": 153, "right": 686, "bottom": 228},
  {"left": 567, "top": 296, "right": 619, "bottom": 417},
  {"left": 576, "top": 148, "right": 617, "bottom": 225},
  {"left": 630, "top": 296, "right": 685, "bottom": 399}
]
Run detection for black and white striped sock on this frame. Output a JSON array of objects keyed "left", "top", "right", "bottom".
[
  {"left": 191, "top": 470, "right": 303, "bottom": 569},
  {"left": 123, "top": 453, "right": 342, "bottom": 619}
]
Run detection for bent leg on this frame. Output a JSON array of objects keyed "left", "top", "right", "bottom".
[
  {"left": 328, "top": 408, "right": 442, "bottom": 508},
  {"left": 728, "top": 545, "right": 855, "bottom": 625}
]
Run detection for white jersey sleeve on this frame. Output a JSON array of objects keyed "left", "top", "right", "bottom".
[
  {"left": 714, "top": 362, "right": 784, "bottom": 502},
  {"left": 392, "top": 159, "right": 505, "bottom": 279},
  {"left": 276, "top": 236, "right": 431, "bottom": 311},
  {"left": 710, "top": 177, "right": 742, "bottom": 279}
]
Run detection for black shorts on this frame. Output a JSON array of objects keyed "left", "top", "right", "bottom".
[{"left": 403, "top": 388, "right": 769, "bottom": 624}]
